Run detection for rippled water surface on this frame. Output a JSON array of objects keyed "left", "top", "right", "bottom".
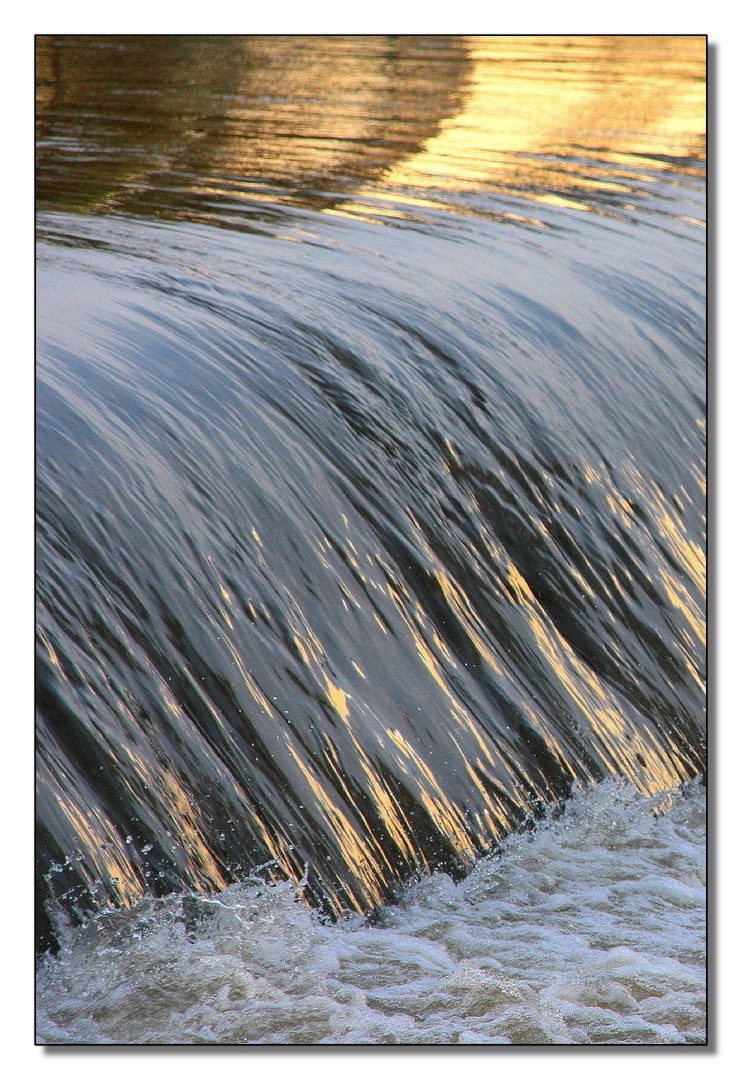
[{"left": 36, "top": 36, "right": 706, "bottom": 1043}]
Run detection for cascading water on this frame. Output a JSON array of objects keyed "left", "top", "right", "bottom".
[{"left": 35, "top": 35, "right": 706, "bottom": 1044}]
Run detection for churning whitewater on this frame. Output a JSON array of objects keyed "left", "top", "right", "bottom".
[
  {"left": 36, "top": 36, "right": 705, "bottom": 1043},
  {"left": 36, "top": 780, "right": 705, "bottom": 1044}
]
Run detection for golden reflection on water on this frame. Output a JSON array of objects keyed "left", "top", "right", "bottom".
[
  {"left": 334, "top": 35, "right": 706, "bottom": 224},
  {"left": 37, "top": 35, "right": 705, "bottom": 226},
  {"left": 36, "top": 36, "right": 471, "bottom": 218},
  {"left": 260, "top": 441, "right": 705, "bottom": 910},
  {"left": 50, "top": 436, "right": 704, "bottom": 914},
  {"left": 599, "top": 459, "right": 706, "bottom": 693},
  {"left": 37, "top": 36, "right": 705, "bottom": 919}
]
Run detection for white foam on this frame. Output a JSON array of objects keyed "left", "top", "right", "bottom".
[{"left": 36, "top": 777, "right": 705, "bottom": 1044}]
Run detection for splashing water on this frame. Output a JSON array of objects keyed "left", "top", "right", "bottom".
[
  {"left": 36, "top": 779, "right": 705, "bottom": 1044},
  {"left": 36, "top": 36, "right": 705, "bottom": 1043}
]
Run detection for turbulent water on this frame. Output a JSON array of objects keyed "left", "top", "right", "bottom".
[
  {"left": 35, "top": 36, "right": 706, "bottom": 1044},
  {"left": 36, "top": 779, "right": 706, "bottom": 1044}
]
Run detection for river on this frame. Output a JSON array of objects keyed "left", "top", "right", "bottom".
[{"left": 35, "top": 35, "right": 706, "bottom": 1044}]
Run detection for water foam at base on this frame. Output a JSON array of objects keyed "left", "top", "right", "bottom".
[{"left": 36, "top": 777, "right": 705, "bottom": 1044}]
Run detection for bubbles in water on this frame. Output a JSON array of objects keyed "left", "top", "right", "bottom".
[{"left": 36, "top": 778, "right": 705, "bottom": 1044}]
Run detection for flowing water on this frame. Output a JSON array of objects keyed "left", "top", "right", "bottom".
[
  {"left": 35, "top": 35, "right": 706, "bottom": 1044},
  {"left": 35, "top": 778, "right": 706, "bottom": 1045}
]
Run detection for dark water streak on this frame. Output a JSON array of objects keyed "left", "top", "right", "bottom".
[{"left": 36, "top": 36, "right": 706, "bottom": 954}]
